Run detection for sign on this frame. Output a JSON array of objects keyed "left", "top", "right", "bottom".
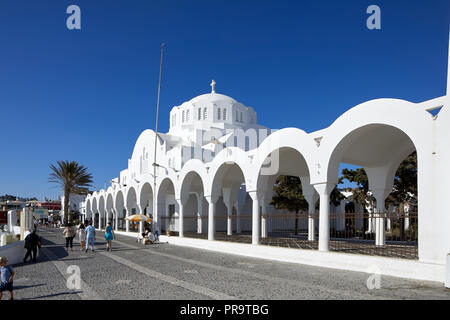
[{"left": 33, "top": 208, "right": 48, "bottom": 219}]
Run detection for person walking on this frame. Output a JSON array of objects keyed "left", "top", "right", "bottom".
[
  {"left": 0, "top": 257, "right": 14, "bottom": 300},
  {"left": 105, "top": 222, "right": 114, "bottom": 251},
  {"left": 78, "top": 223, "right": 86, "bottom": 251},
  {"left": 23, "top": 229, "right": 42, "bottom": 263},
  {"left": 63, "top": 224, "right": 76, "bottom": 252},
  {"left": 33, "top": 218, "right": 38, "bottom": 231},
  {"left": 85, "top": 221, "right": 96, "bottom": 252}
]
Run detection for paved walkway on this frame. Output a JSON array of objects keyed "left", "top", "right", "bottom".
[{"left": 7, "top": 226, "right": 450, "bottom": 300}]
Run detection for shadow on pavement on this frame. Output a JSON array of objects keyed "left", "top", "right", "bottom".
[
  {"left": 14, "top": 284, "right": 46, "bottom": 290},
  {"left": 22, "top": 291, "right": 82, "bottom": 300}
]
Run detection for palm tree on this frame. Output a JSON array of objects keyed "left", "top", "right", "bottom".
[{"left": 49, "top": 160, "right": 93, "bottom": 224}]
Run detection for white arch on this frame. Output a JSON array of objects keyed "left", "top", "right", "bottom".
[{"left": 318, "top": 98, "right": 432, "bottom": 185}]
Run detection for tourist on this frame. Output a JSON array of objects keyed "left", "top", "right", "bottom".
[
  {"left": 78, "top": 223, "right": 86, "bottom": 251},
  {"left": 85, "top": 221, "right": 96, "bottom": 252},
  {"left": 23, "top": 229, "right": 42, "bottom": 263},
  {"left": 33, "top": 218, "right": 38, "bottom": 231},
  {"left": 105, "top": 222, "right": 114, "bottom": 251},
  {"left": 148, "top": 230, "right": 155, "bottom": 244},
  {"left": 153, "top": 224, "right": 160, "bottom": 242},
  {"left": 0, "top": 257, "right": 14, "bottom": 300},
  {"left": 63, "top": 223, "right": 76, "bottom": 252}
]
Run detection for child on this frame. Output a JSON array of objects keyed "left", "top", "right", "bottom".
[{"left": 0, "top": 257, "right": 14, "bottom": 300}]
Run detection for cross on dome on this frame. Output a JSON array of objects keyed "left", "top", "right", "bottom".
[{"left": 210, "top": 79, "right": 216, "bottom": 93}]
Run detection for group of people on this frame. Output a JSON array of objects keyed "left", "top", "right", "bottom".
[
  {"left": 140, "top": 227, "right": 159, "bottom": 245},
  {"left": 63, "top": 221, "right": 115, "bottom": 252},
  {"left": 0, "top": 220, "right": 163, "bottom": 300},
  {"left": 33, "top": 218, "right": 61, "bottom": 229}
]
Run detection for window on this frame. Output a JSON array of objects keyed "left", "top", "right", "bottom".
[
  {"left": 217, "top": 108, "right": 221, "bottom": 120},
  {"left": 186, "top": 109, "right": 190, "bottom": 122},
  {"left": 223, "top": 108, "right": 227, "bottom": 120},
  {"left": 182, "top": 110, "right": 185, "bottom": 123},
  {"left": 236, "top": 111, "right": 239, "bottom": 121},
  {"left": 240, "top": 112, "right": 243, "bottom": 123},
  {"left": 198, "top": 108, "right": 201, "bottom": 120},
  {"left": 203, "top": 108, "right": 207, "bottom": 119}
]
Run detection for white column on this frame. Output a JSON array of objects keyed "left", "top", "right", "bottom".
[
  {"left": 153, "top": 192, "right": 159, "bottom": 236},
  {"left": 197, "top": 193, "right": 203, "bottom": 234},
  {"left": 368, "top": 212, "right": 375, "bottom": 233},
  {"left": 314, "top": 183, "right": 335, "bottom": 252},
  {"left": 114, "top": 208, "right": 119, "bottom": 231},
  {"left": 261, "top": 197, "right": 268, "bottom": 238},
  {"left": 125, "top": 207, "right": 130, "bottom": 232},
  {"left": 137, "top": 205, "right": 143, "bottom": 235},
  {"left": 304, "top": 192, "right": 318, "bottom": 242},
  {"left": 372, "top": 189, "right": 389, "bottom": 246},
  {"left": 176, "top": 199, "right": 184, "bottom": 238},
  {"left": 226, "top": 205, "right": 233, "bottom": 236},
  {"left": 205, "top": 195, "right": 217, "bottom": 241},
  {"left": 249, "top": 191, "right": 261, "bottom": 245},
  {"left": 100, "top": 209, "right": 104, "bottom": 230},
  {"left": 337, "top": 200, "right": 346, "bottom": 231},
  {"left": 235, "top": 201, "right": 241, "bottom": 234},
  {"left": 105, "top": 209, "right": 109, "bottom": 229}
]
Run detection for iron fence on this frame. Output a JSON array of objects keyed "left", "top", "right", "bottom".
[
  {"left": 259, "top": 212, "right": 319, "bottom": 250},
  {"left": 154, "top": 210, "right": 418, "bottom": 260},
  {"left": 328, "top": 211, "right": 418, "bottom": 259}
]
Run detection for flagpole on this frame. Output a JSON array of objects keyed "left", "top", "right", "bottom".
[{"left": 153, "top": 43, "right": 164, "bottom": 232}]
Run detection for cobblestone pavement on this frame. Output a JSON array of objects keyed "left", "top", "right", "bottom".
[{"left": 7, "top": 226, "right": 450, "bottom": 300}]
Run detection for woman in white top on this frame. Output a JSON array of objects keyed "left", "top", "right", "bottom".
[{"left": 78, "top": 223, "right": 86, "bottom": 251}]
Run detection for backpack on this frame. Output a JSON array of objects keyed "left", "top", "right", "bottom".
[{"left": 24, "top": 233, "right": 33, "bottom": 249}]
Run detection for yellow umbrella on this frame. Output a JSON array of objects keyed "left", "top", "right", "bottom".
[{"left": 124, "top": 214, "right": 152, "bottom": 223}]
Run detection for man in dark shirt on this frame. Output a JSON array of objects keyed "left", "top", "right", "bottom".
[{"left": 23, "top": 230, "right": 42, "bottom": 263}]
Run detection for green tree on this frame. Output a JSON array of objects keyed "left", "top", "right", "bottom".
[
  {"left": 386, "top": 152, "right": 417, "bottom": 211},
  {"left": 270, "top": 175, "right": 344, "bottom": 234},
  {"left": 340, "top": 167, "right": 375, "bottom": 209},
  {"left": 270, "top": 175, "right": 307, "bottom": 235},
  {"left": 49, "top": 160, "right": 93, "bottom": 224},
  {"left": 339, "top": 151, "right": 417, "bottom": 211}
]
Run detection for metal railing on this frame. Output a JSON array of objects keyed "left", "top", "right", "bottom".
[
  {"left": 328, "top": 211, "right": 418, "bottom": 259},
  {"left": 259, "top": 212, "right": 319, "bottom": 250},
  {"left": 155, "top": 210, "right": 418, "bottom": 259}
]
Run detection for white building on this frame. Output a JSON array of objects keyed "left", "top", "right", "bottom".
[
  {"left": 82, "top": 37, "right": 450, "bottom": 283},
  {"left": 61, "top": 193, "right": 87, "bottom": 223}
]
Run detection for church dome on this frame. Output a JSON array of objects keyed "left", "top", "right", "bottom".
[
  {"left": 188, "top": 92, "right": 238, "bottom": 106},
  {"left": 169, "top": 80, "right": 258, "bottom": 131}
]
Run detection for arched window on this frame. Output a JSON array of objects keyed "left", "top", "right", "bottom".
[
  {"left": 217, "top": 108, "right": 221, "bottom": 120},
  {"left": 182, "top": 110, "right": 185, "bottom": 123},
  {"left": 223, "top": 108, "right": 227, "bottom": 120},
  {"left": 203, "top": 108, "right": 207, "bottom": 120},
  {"left": 198, "top": 108, "right": 201, "bottom": 120}
]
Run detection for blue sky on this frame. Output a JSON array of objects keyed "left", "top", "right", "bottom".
[{"left": 0, "top": 0, "right": 449, "bottom": 199}]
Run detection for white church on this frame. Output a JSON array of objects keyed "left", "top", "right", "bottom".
[{"left": 81, "top": 37, "right": 450, "bottom": 284}]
